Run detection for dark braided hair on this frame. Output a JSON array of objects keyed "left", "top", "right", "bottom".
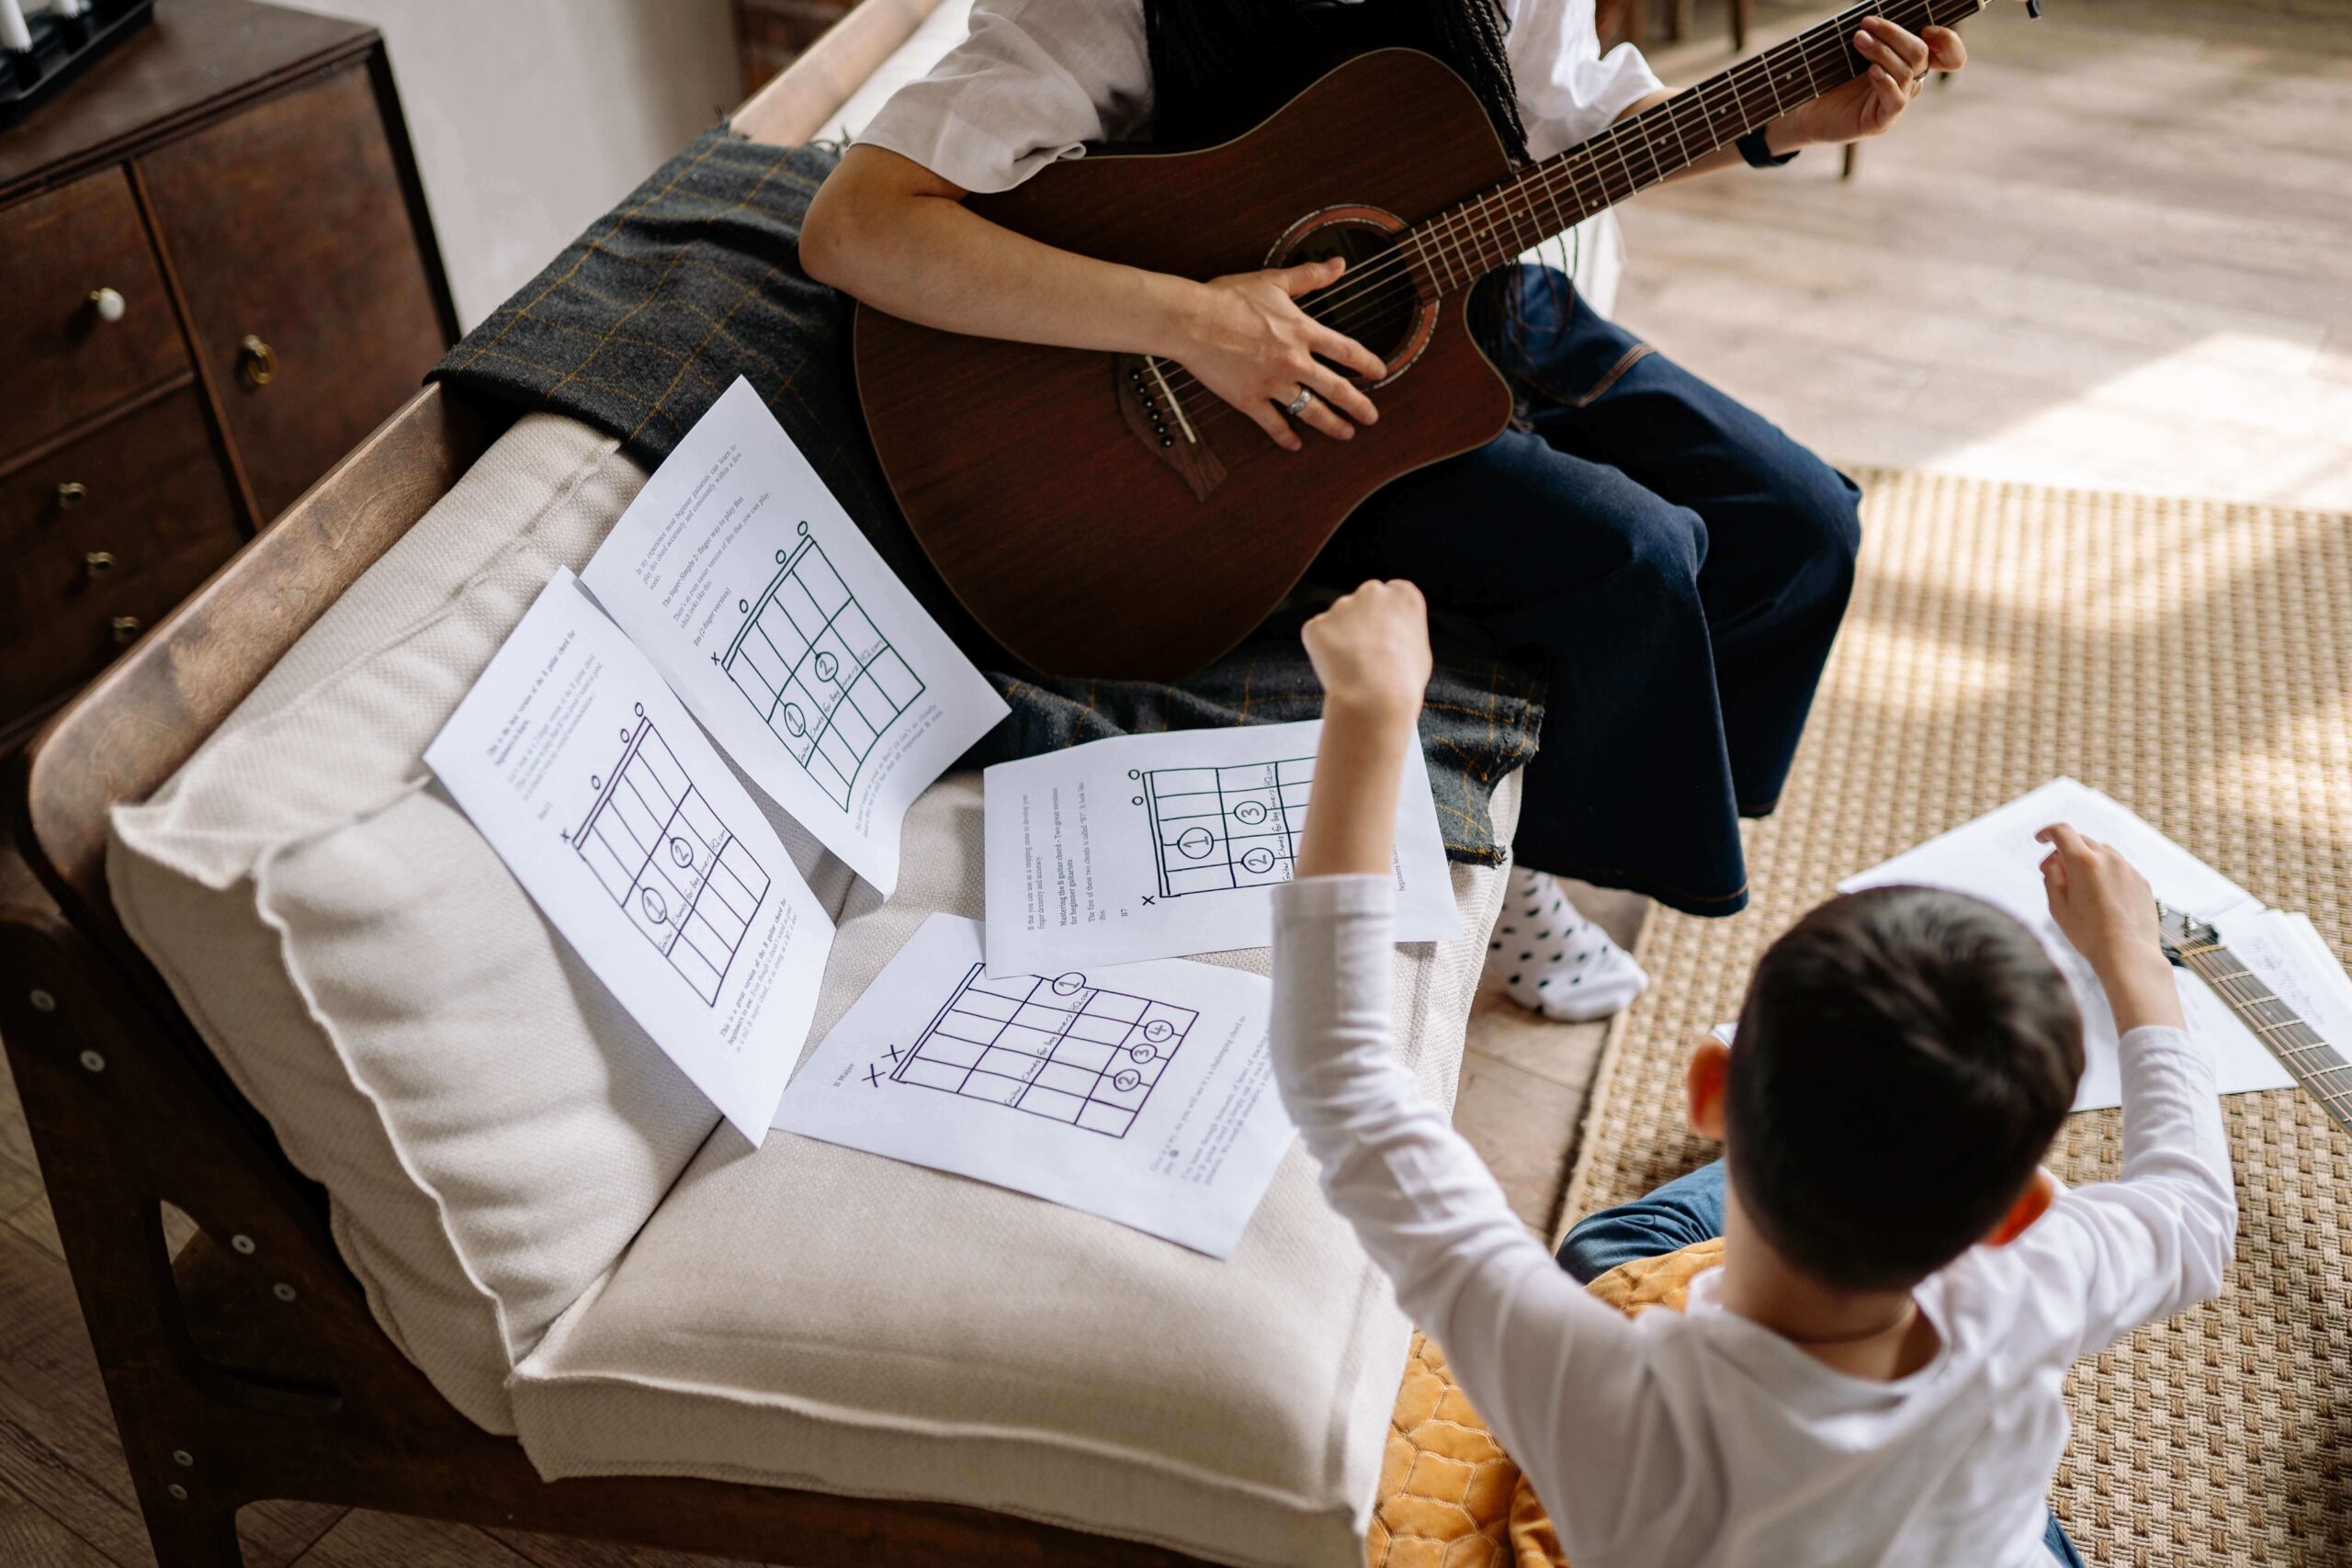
[{"left": 1143, "top": 0, "right": 1531, "bottom": 164}]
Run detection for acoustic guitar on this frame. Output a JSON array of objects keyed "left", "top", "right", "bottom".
[{"left": 854, "top": 0, "right": 2008, "bottom": 680}]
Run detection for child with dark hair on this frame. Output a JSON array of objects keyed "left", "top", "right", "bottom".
[{"left": 1275, "top": 581, "right": 2236, "bottom": 1568}]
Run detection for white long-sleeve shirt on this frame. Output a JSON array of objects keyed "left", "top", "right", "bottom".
[
  {"left": 1272, "top": 874, "right": 2238, "bottom": 1568},
  {"left": 853, "top": 0, "right": 1663, "bottom": 194}
]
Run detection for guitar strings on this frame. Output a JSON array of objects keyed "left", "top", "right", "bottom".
[
  {"left": 2188, "top": 960, "right": 2351, "bottom": 1114},
  {"left": 1142, "top": 0, "right": 1898, "bottom": 404},
  {"left": 1272, "top": 0, "right": 1946, "bottom": 339},
  {"left": 1147, "top": 0, "right": 1925, "bottom": 419},
  {"left": 1143, "top": 0, "right": 1946, "bottom": 426}
]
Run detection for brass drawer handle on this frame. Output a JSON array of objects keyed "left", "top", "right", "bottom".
[
  {"left": 111, "top": 615, "right": 142, "bottom": 646},
  {"left": 87, "top": 288, "right": 126, "bottom": 323},
  {"left": 85, "top": 550, "right": 116, "bottom": 578},
  {"left": 238, "top": 333, "right": 277, "bottom": 388},
  {"left": 56, "top": 481, "right": 87, "bottom": 511}
]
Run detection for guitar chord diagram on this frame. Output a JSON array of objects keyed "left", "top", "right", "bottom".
[
  {"left": 1135, "top": 756, "right": 1313, "bottom": 897},
  {"left": 718, "top": 523, "right": 924, "bottom": 809},
  {"left": 886, "top": 964, "right": 1196, "bottom": 1138},
  {"left": 567, "top": 708, "right": 770, "bottom": 1006}
]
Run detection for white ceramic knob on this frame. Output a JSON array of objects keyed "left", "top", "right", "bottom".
[{"left": 88, "top": 287, "right": 126, "bottom": 323}]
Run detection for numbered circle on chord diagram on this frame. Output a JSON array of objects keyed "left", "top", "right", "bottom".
[
  {"left": 1232, "top": 799, "right": 1269, "bottom": 826},
  {"left": 639, "top": 887, "right": 670, "bottom": 925},
  {"left": 1176, "top": 826, "right": 1215, "bottom": 860},
  {"left": 1239, "top": 846, "right": 1277, "bottom": 874},
  {"left": 813, "top": 650, "right": 840, "bottom": 683},
  {"left": 1050, "top": 972, "right": 1087, "bottom": 997},
  {"left": 782, "top": 703, "right": 807, "bottom": 738},
  {"left": 668, "top": 836, "right": 695, "bottom": 868},
  {"left": 1142, "top": 1019, "right": 1174, "bottom": 1043},
  {"left": 1112, "top": 1069, "right": 1143, "bottom": 1093}
]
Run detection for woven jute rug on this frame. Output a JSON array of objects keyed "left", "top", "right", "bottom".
[{"left": 1558, "top": 471, "right": 2352, "bottom": 1566}]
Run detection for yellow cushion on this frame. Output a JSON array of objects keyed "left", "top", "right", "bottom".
[{"left": 1367, "top": 1238, "right": 1725, "bottom": 1568}]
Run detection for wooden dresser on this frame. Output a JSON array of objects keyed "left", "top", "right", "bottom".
[{"left": 0, "top": 0, "right": 456, "bottom": 748}]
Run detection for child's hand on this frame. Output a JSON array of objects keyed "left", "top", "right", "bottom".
[
  {"left": 2036, "top": 823, "right": 2184, "bottom": 1032},
  {"left": 1302, "top": 580, "right": 1431, "bottom": 732},
  {"left": 1294, "top": 581, "right": 1429, "bottom": 878},
  {"left": 2036, "top": 824, "right": 2158, "bottom": 967}
]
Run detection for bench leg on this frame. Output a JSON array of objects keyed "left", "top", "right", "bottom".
[{"left": 139, "top": 1494, "right": 246, "bottom": 1568}]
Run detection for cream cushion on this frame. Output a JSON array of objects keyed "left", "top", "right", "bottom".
[
  {"left": 109, "top": 414, "right": 856, "bottom": 1433},
  {"left": 514, "top": 773, "right": 1515, "bottom": 1568},
  {"left": 107, "top": 396, "right": 1523, "bottom": 1565}
]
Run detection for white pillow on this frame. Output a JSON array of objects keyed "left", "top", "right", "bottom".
[{"left": 110, "top": 414, "right": 854, "bottom": 1430}]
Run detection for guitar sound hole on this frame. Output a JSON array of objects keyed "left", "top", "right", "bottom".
[{"left": 1284, "top": 224, "right": 1423, "bottom": 381}]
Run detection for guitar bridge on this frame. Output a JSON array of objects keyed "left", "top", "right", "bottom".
[{"left": 1115, "top": 354, "right": 1226, "bottom": 502}]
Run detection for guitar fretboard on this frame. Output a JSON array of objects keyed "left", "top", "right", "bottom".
[
  {"left": 1401, "top": 0, "right": 1988, "bottom": 292},
  {"left": 2175, "top": 939, "right": 2352, "bottom": 1134}
]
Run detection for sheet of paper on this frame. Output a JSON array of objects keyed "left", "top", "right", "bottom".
[
  {"left": 2213, "top": 907, "right": 2346, "bottom": 1094},
  {"left": 1838, "top": 777, "right": 2282, "bottom": 1111},
  {"left": 771, "top": 913, "right": 1292, "bottom": 1256},
  {"left": 581, "top": 376, "right": 1008, "bottom": 895},
  {"left": 2280, "top": 913, "right": 2352, "bottom": 1047},
  {"left": 425, "top": 570, "right": 834, "bottom": 1145},
  {"left": 980, "top": 717, "right": 1460, "bottom": 975}
]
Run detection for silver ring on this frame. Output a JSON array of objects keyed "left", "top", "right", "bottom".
[{"left": 1283, "top": 385, "right": 1314, "bottom": 417}]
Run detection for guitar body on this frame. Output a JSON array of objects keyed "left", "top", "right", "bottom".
[{"left": 854, "top": 50, "right": 1520, "bottom": 680}]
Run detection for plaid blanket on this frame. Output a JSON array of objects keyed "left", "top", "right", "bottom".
[{"left": 429, "top": 129, "right": 1542, "bottom": 861}]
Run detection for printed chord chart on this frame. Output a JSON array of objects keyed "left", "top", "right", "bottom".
[
  {"left": 1136, "top": 756, "right": 1314, "bottom": 897},
  {"left": 718, "top": 522, "right": 925, "bottom": 809},
  {"left": 567, "top": 708, "right": 770, "bottom": 1006},
  {"left": 889, "top": 964, "right": 1196, "bottom": 1138}
]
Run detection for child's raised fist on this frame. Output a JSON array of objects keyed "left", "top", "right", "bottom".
[{"left": 1302, "top": 580, "right": 1431, "bottom": 729}]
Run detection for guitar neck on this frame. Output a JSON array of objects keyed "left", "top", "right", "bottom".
[
  {"left": 2175, "top": 939, "right": 2352, "bottom": 1134},
  {"left": 1403, "top": 0, "right": 1989, "bottom": 291}
]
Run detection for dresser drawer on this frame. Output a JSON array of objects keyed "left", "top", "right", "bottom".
[
  {"left": 138, "top": 65, "right": 450, "bottom": 525},
  {"left": 0, "top": 168, "right": 192, "bottom": 467},
  {"left": 0, "top": 388, "right": 243, "bottom": 722}
]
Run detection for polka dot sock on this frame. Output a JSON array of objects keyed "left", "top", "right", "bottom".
[{"left": 1487, "top": 866, "right": 1648, "bottom": 1022}]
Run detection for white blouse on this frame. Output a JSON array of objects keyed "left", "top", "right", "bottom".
[{"left": 854, "top": 0, "right": 1665, "bottom": 194}]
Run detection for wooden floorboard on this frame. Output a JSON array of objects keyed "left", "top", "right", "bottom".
[
  {"left": 295, "top": 1512, "right": 531, "bottom": 1568},
  {"left": 488, "top": 1526, "right": 764, "bottom": 1568},
  {"left": 1, "top": 1, "right": 2347, "bottom": 1563},
  {"left": 1611, "top": 0, "right": 2352, "bottom": 510},
  {"left": 0, "top": 1223, "right": 342, "bottom": 1568},
  {"left": 0, "top": 1469, "right": 119, "bottom": 1568}
]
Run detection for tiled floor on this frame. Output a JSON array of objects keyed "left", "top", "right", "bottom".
[{"left": 4, "top": 0, "right": 2347, "bottom": 1561}]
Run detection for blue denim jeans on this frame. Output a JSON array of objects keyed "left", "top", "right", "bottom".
[
  {"left": 1314, "top": 267, "right": 1861, "bottom": 917},
  {"left": 1557, "top": 1161, "right": 2083, "bottom": 1564}
]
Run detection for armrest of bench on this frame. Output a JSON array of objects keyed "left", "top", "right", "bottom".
[{"left": 731, "top": 0, "right": 945, "bottom": 147}]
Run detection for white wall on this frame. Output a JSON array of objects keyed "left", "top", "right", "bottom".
[{"left": 299, "top": 0, "right": 742, "bottom": 329}]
